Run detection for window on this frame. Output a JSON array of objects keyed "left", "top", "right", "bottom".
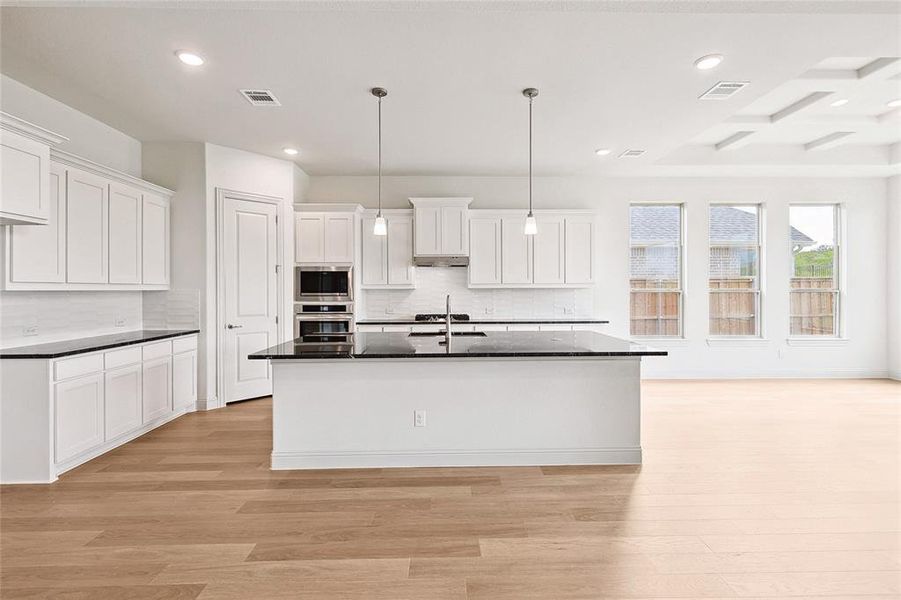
[
  {"left": 709, "top": 204, "right": 761, "bottom": 336},
  {"left": 789, "top": 205, "right": 840, "bottom": 336},
  {"left": 630, "top": 204, "right": 683, "bottom": 336}
]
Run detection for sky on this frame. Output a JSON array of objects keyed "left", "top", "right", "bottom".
[{"left": 790, "top": 206, "right": 836, "bottom": 249}]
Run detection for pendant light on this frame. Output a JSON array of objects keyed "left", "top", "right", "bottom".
[
  {"left": 372, "top": 87, "right": 388, "bottom": 236},
  {"left": 523, "top": 87, "right": 538, "bottom": 236}
]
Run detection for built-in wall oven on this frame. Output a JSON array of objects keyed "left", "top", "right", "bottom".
[
  {"left": 294, "top": 266, "right": 353, "bottom": 302},
  {"left": 294, "top": 302, "right": 355, "bottom": 339}
]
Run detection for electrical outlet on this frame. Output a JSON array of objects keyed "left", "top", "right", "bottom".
[
  {"left": 23, "top": 325, "right": 38, "bottom": 337},
  {"left": 563, "top": 307, "right": 574, "bottom": 315},
  {"left": 385, "top": 306, "right": 395, "bottom": 314},
  {"left": 413, "top": 410, "right": 426, "bottom": 427},
  {"left": 484, "top": 307, "right": 494, "bottom": 315},
  {"left": 115, "top": 317, "right": 126, "bottom": 327}
]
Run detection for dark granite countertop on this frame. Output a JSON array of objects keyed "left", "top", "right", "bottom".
[
  {"left": 0, "top": 330, "right": 200, "bottom": 359},
  {"left": 248, "top": 330, "right": 666, "bottom": 360},
  {"left": 357, "top": 318, "right": 610, "bottom": 325}
]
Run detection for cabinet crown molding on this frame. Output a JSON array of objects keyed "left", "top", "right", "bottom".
[
  {"left": 294, "top": 203, "right": 363, "bottom": 213},
  {"left": 409, "top": 197, "right": 473, "bottom": 208},
  {"left": 50, "top": 149, "right": 174, "bottom": 198},
  {"left": 0, "top": 112, "right": 69, "bottom": 146}
]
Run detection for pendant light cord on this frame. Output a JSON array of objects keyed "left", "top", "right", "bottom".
[
  {"left": 377, "top": 95, "right": 382, "bottom": 218},
  {"left": 528, "top": 95, "right": 533, "bottom": 216}
]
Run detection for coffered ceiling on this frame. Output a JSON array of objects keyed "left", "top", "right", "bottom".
[{"left": 1, "top": 1, "right": 899, "bottom": 177}]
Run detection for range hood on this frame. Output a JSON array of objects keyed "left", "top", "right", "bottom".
[{"left": 413, "top": 255, "right": 469, "bottom": 268}]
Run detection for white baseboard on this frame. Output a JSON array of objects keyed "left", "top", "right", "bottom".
[
  {"left": 196, "top": 396, "right": 223, "bottom": 411},
  {"left": 642, "top": 368, "right": 889, "bottom": 380},
  {"left": 271, "top": 447, "right": 642, "bottom": 470}
]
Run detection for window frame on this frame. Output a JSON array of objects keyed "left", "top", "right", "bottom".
[
  {"left": 629, "top": 202, "right": 686, "bottom": 339},
  {"left": 707, "top": 202, "right": 765, "bottom": 339},
  {"left": 788, "top": 203, "right": 843, "bottom": 339}
]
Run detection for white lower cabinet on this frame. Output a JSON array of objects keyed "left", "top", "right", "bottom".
[
  {"left": 104, "top": 363, "right": 142, "bottom": 440},
  {"left": 173, "top": 349, "right": 197, "bottom": 410},
  {"left": 54, "top": 373, "right": 104, "bottom": 463},
  {"left": 142, "top": 356, "right": 172, "bottom": 423}
]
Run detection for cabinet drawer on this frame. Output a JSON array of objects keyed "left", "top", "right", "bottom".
[
  {"left": 104, "top": 346, "right": 142, "bottom": 369},
  {"left": 142, "top": 340, "right": 172, "bottom": 360},
  {"left": 171, "top": 335, "right": 197, "bottom": 354},
  {"left": 54, "top": 353, "right": 103, "bottom": 381}
]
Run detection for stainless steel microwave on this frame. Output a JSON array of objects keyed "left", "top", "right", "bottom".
[{"left": 294, "top": 266, "right": 353, "bottom": 302}]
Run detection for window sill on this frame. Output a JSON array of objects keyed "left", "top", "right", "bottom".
[
  {"left": 785, "top": 337, "right": 849, "bottom": 347},
  {"left": 706, "top": 337, "right": 770, "bottom": 348},
  {"left": 633, "top": 337, "right": 690, "bottom": 347}
]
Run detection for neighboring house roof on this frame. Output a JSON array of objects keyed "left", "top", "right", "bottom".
[{"left": 630, "top": 205, "right": 815, "bottom": 245}]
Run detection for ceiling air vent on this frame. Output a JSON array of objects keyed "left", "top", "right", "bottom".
[
  {"left": 699, "top": 81, "right": 749, "bottom": 100},
  {"left": 239, "top": 89, "right": 281, "bottom": 106},
  {"left": 619, "top": 149, "right": 646, "bottom": 158}
]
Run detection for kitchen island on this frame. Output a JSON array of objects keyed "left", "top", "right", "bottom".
[{"left": 249, "top": 330, "right": 665, "bottom": 470}]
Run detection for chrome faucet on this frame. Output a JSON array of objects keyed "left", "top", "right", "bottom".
[{"left": 445, "top": 294, "right": 452, "bottom": 340}]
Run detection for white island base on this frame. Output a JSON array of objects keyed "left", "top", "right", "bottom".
[{"left": 271, "top": 357, "right": 642, "bottom": 470}]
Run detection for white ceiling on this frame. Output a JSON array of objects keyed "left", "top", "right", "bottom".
[{"left": 1, "top": 1, "right": 899, "bottom": 177}]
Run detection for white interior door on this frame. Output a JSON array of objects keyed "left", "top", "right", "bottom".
[{"left": 222, "top": 196, "right": 279, "bottom": 403}]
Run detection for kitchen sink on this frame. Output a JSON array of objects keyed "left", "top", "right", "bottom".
[{"left": 408, "top": 331, "right": 488, "bottom": 337}]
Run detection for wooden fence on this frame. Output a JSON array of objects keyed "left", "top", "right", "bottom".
[{"left": 630, "top": 277, "right": 835, "bottom": 336}]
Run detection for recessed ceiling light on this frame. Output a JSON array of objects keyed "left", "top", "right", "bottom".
[
  {"left": 694, "top": 54, "right": 724, "bottom": 70},
  {"left": 175, "top": 50, "right": 204, "bottom": 66},
  {"left": 830, "top": 98, "right": 849, "bottom": 107},
  {"left": 595, "top": 148, "right": 612, "bottom": 156},
  {"left": 887, "top": 99, "right": 901, "bottom": 108},
  {"left": 283, "top": 147, "right": 299, "bottom": 156}
]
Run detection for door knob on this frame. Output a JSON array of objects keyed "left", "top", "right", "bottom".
[{"left": 227, "top": 324, "right": 243, "bottom": 329}]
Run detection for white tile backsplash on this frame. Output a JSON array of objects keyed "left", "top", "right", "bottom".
[
  {"left": 361, "top": 268, "right": 593, "bottom": 319},
  {"left": 0, "top": 291, "right": 143, "bottom": 348},
  {"left": 143, "top": 290, "right": 201, "bottom": 330}
]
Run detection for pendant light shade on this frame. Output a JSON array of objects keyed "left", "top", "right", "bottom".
[
  {"left": 523, "top": 87, "right": 538, "bottom": 236},
  {"left": 372, "top": 87, "right": 388, "bottom": 236}
]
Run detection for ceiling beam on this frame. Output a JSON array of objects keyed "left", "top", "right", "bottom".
[
  {"left": 804, "top": 131, "right": 854, "bottom": 151},
  {"left": 770, "top": 91, "right": 833, "bottom": 123},
  {"left": 714, "top": 131, "right": 756, "bottom": 151}
]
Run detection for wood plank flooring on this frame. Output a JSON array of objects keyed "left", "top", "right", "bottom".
[{"left": 1, "top": 379, "right": 899, "bottom": 599}]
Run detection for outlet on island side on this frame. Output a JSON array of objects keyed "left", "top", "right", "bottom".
[
  {"left": 413, "top": 410, "right": 427, "bottom": 427},
  {"left": 23, "top": 325, "right": 38, "bottom": 337},
  {"left": 115, "top": 317, "right": 126, "bottom": 327}
]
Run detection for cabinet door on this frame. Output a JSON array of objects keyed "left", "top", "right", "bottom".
[
  {"left": 565, "top": 215, "right": 594, "bottom": 285},
  {"left": 172, "top": 350, "right": 197, "bottom": 410},
  {"left": 109, "top": 183, "right": 142, "bottom": 284},
  {"left": 533, "top": 215, "right": 565, "bottom": 285},
  {"left": 295, "top": 214, "right": 324, "bottom": 263},
  {"left": 387, "top": 215, "right": 414, "bottom": 286},
  {"left": 501, "top": 216, "right": 532, "bottom": 284},
  {"left": 104, "top": 363, "right": 142, "bottom": 440},
  {"left": 66, "top": 168, "right": 108, "bottom": 283},
  {"left": 323, "top": 214, "right": 354, "bottom": 263},
  {"left": 360, "top": 216, "right": 387, "bottom": 285},
  {"left": 142, "top": 356, "right": 172, "bottom": 424},
  {"left": 0, "top": 129, "right": 50, "bottom": 224},
  {"left": 142, "top": 193, "right": 169, "bottom": 285},
  {"left": 440, "top": 206, "right": 468, "bottom": 255},
  {"left": 55, "top": 373, "right": 104, "bottom": 463},
  {"left": 469, "top": 217, "right": 501, "bottom": 285},
  {"left": 414, "top": 206, "right": 441, "bottom": 255},
  {"left": 9, "top": 163, "right": 66, "bottom": 283}
]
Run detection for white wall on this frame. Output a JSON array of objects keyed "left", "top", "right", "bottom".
[
  {"left": 0, "top": 75, "right": 142, "bottom": 176},
  {"left": 309, "top": 175, "right": 889, "bottom": 378},
  {"left": 0, "top": 76, "right": 146, "bottom": 349},
  {"left": 887, "top": 176, "right": 901, "bottom": 380}
]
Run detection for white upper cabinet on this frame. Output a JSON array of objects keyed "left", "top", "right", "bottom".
[
  {"left": 469, "top": 216, "right": 501, "bottom": 285},
  {"left": 66, "top": 167, "right": 109, "bottom": 284},
  {"left": 564, "top": 214, "right": 594, "bottom": 285},
  {"left": 0, "top": 113, "right": 67, "bottom": 226},
  {"left": 295, "top": 209, "right": 356, "bottom": 264},
  {"left": 8, "top": 163, "right": 67, "bottom": 283},
  {"left": 386, "top": 215, "right": 414, "bottom": 286},
  {"left": 141, "top": 193, "right": 169, "bottom": 286},
  {"left": 108, "top": 183, "right": 142, "bottom": 284},
  {"left": 502, "top": 216, "right": 532, "bottom": 284},
  {"left": 2, "top": 150, "right": 174, "bottom": 291},
  {"left": 533, "top": 214, "right": 565, "bottom": 285},
  {"left": 361, "top": 211, "right": 414, "bottom": 288},
  {"left": 410, "top": 198, "right": 472, "bottom": 257},
  {"left": 467, "top": 211, "right": 596, "bottom": 289}
]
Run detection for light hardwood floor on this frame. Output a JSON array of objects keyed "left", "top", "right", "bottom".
[{"left": 1, "top": 379, "right": 899, "bottom": 599}]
